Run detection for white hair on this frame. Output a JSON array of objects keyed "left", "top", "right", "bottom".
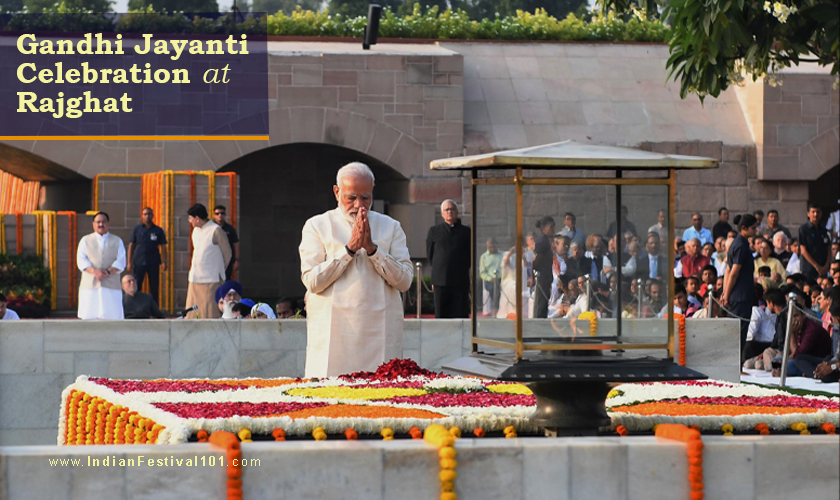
[
  {"left": 440, "top": 199, "right": 458, "bottom": 212},
  {"left": 773, "top": 231, "right": 788, "bottom": 245},
  {"left": 336, "top": 162, "right": 375, "bottom": 187}
]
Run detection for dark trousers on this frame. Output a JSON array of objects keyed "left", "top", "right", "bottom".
[
  {"left": 433, "top": 286, "right": 470, "bottom": 319},
  {"left": 532, "top": 272, "right": 553, "bottom": 319},
  {"left": 742, "top": 340, "right": 771, "bottom": 365},
  {"left": 729, "top": 300, "right": 752, "bottom": 362},
  {"left": 133, "top": 264, "right": 160, "bottom": 306},
  {"left": 225, "top": 259, "right": 235, "bottom": 281},
  {"left": 483, "top": 279, "right": 501, "bottom": 313},
  {"left": 793, "top": 354, "right": 829, "bottom": 378}
]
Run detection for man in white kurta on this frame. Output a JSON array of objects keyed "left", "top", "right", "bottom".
[
  {"left": 186, "top": 203, "right": 232, "bottom": 320},
  {"left": 77, "top": 212, "right": 126, "bottom": 319},
  {"left": 300, "top": 163, "right": 413, "bottom": 378}
]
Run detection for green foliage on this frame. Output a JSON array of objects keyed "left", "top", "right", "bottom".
[
  {"left": 2, "top": 1, "right": 115, "bottom": 30},
  {"left": 126, "top": 0, "right": 219, "bottom": 12},
  {"left": 23, "top": 0, "right": 112, "bottom": 12},
  {"left": 253, "top": 0, "right": 319, "bottom": 15},
  {"left": 1, "top": 0, "right": 25, "bottom": 13},
  {"left": 1, "top": 1, "right": 668, "bottom": 42},
  {"left": 0, "top": 253, "right": 51, "bottom": 307},
  {"left": 267, "top": 4, "right": 671, "bottom": 42},
  {"left": 637, "top": 0, "right": 836, "bottom": 100}
]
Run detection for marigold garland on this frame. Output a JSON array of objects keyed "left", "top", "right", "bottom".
[
  {"left": 0, "top": 211, "right": 5, "bottom": 254},
  {"left": 62, "top": 389, "right": 164, "bottom": 446},
  {"left": 381, "top": 428, "right": 394, "bottom": 441},
  {"left": 820, "top": 423, "right": 835, "bottom": 434},
  {"left": 578, "top": 311, "right": 598, "bottom": 336},
  {"left": 208, "top": 431, "right": 243, "bottom": 500},
  {"left": 15, "top": 212, "right": 22, "bottom": 254},
  {"left": 344, "top": 428, "right": 358, "bottom": 440},
  {"left": 655, "top": 424, "right": 704, "bottom": 500},
  {"left": 272, "top": 428, "right": 286, "bottom": 441},
  {"left": 424, "top": 424, "right": 458, "bottom": 500},
  {"left": 616, "top": 425, "right": 628, "bottom": 436},
  {"left": 675, "top": 314, "right": 687, "bottom": 366}
]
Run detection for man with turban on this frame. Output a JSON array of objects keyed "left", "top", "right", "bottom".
[
  {"left": 185, "top": 203, "right": 232, "bottom": 319},
  {"left": 215, "top": 280, "right": 243, "bottom": 319}
]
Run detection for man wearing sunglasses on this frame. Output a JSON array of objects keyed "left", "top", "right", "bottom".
[{"left": 213, "top": 205, "right": 240, "bottom": 280}]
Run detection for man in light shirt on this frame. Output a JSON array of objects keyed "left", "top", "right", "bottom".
[
  {"left": 647, "top": 209, "right": 668, "bottom": 246},
  {"left": 0, "top": 293, "right": 20, "bottom": 320},
  {"left": 77, "top": 212, "right": 126, "bottom": 320},
  {"left": 682, "top": 213, "right": 713, "bottom": 246}
]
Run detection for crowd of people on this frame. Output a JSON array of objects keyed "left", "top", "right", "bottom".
[
  {"left": 0, "top": 202, "right": 304, "bottom": 322},
  {"left": 466, "top": 203, "right": 839, "bottom": 382},
  {"left": 2, "top": 161, "right": 838, "bottom": 384}
]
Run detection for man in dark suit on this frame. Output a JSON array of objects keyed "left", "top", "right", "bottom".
[
  {"left": 122, "top": 274, "right": 166, "bottom": 319},
  {"left": 637, "top": 233, "right": 668, "bottom": 281},
  {"left": 567, "top": 241, "right": 596, "bottom": 280},
  {"left": 426, "top": 200, "right": 472, "bottom": 318}
]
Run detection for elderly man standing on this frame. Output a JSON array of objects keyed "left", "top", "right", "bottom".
[
  {"left": 426, "top": 199, "right": 471, "bottom": 318},
  {"left": 77, "top": 212, "right": 126, "bottom": 319},
  {"left": 185, "top": 203, "right": 232, "bottom": 319},
  {"left": 299, "top": 162, "right": 413, "bottom": 378}
]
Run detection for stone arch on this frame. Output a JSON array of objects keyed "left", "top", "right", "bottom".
[
  {"left": 800, "top": 126, "right": 840, "bottom": 180},
  {"left": 200, "top": 108, "right": 425, "bottom": 180}
]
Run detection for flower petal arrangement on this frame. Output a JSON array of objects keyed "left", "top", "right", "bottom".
[{"left": 59, "top": 360, "right": 839, "bottom": 445}]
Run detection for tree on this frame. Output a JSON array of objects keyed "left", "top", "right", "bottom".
[
  {"left": 253, "top": 0, "right": 319, "bottom": 15},
  {"left": 24, "top": 0, "right": 113, "bottom": 11},
  {"left": 127, "top": 0, "right": 219, "bottom": 12},
  {"left": 600, "top": 0, "right": 839, "bottom": 100},
  {"left": 0, "top": 0, "right": 24, "bottom": 12}
]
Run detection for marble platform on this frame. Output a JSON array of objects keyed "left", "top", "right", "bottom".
[
  {"left": 0, "top": 318, "right": 739, "bottom": 445},
  {"left": 1, "top": 436, "right": 838, "bottom": 500}
]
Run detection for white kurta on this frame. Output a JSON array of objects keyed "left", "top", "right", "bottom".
[
  {"left": 300, "top": 208, "right": 413, "bottom": 378},
  {"left": 77, "top": 233, "right": 126, "bottom": 320}
]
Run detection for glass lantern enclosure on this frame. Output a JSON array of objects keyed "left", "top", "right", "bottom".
[{"left": 431, "top": 142, "right": 718, "bottom": 370}]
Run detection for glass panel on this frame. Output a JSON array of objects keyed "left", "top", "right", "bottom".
[
  {"left": 471, "top": 178, "right": 674, "bottom": 359},
  {"left": 612, "top": 184, "right": 671, "bottom": 351},
  {"left": 474, "top": 182, "right": 518, "bottom": 355}
]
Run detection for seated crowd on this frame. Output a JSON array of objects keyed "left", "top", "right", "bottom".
[{"left": 490, "top": 204, "right": 839, "bottom": 382}]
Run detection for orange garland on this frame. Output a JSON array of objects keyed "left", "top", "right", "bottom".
[
  {"left": 208, "top": 431, "right": 243, "bottom": 500},
  {"left": 63, "top": 390, "right": 164, "bottom": 446},
  {"left": 655, "top": 423, "right": 704, "bottom": 500},
  {"left": 676, "top": 313, "right": 687, "bottom": 366},
  {"left": 272, "top": 404, "right": 446, "bottom": 421},
  {"left": 611, "top": 402, "right": 824, "bottom": 417},
  {"left": 15, "top": 213, "right": 22, "bottom": 254}
]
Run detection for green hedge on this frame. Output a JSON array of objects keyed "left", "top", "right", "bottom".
[
  {"left": 0, "top": 253, "right": 51, "bottom": 308},
  {"left": 1, "top": 3, "right": 669, "bottom": 42},
  {"left": 268, "top": 5, "right": 670, "bottom": 42}
]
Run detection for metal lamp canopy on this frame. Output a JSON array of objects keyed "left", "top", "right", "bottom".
[
  {"left": 432, "top": 141, "right": 719, "bottom": 435},
  {"left": 429, "top": 140, "right": 718, "bottom": 170}
]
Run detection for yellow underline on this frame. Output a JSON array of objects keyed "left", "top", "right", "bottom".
[{"left": 0, "top": 136, "right": 269, "bottom": 141}]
